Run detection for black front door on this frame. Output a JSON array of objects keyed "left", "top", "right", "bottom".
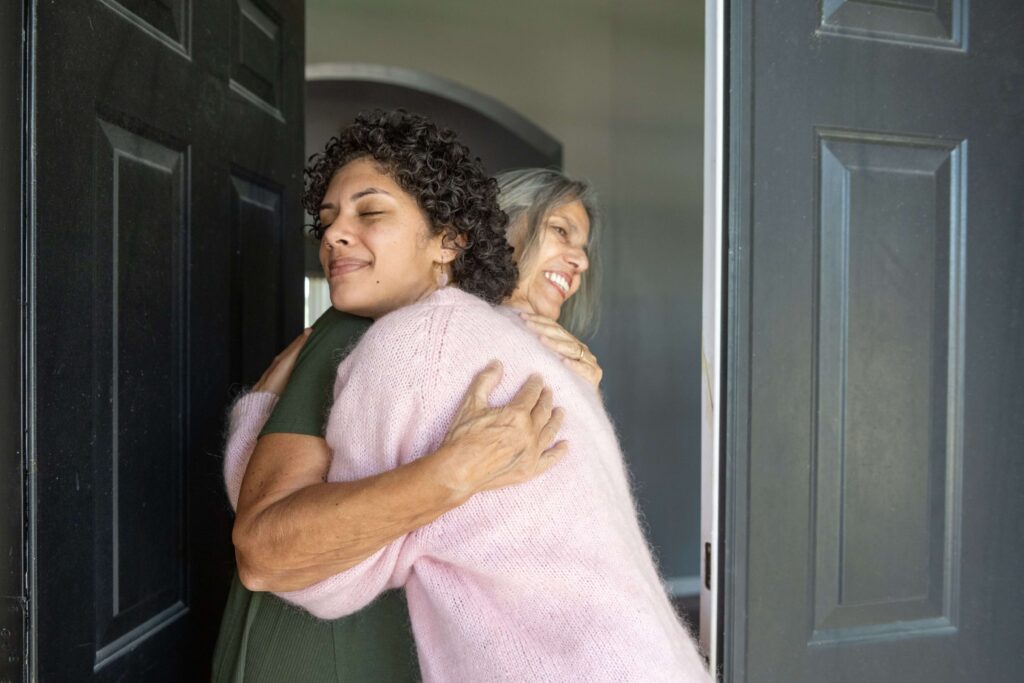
[
  {"left": 28, "top": 1, "right": 304, "bottom": 679},
  {"left": 721, "top": 1, "right": 1024, "bottom": 681}
]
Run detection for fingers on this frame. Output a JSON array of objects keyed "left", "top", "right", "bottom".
[
  {"left": 536, "top": 440, "right": 569, "bottom": 473},
  {"left": 253, "top": 328, "right": 313, "bottom": 394},
  {"left": 520, "top": 314, "right": 595, "bottom": 366},
  {"left": 539, "top": 334, "right": 592, "bottom": 364},
  {"left": 466, "top": 360, "right": 504, "bottom": 407},
  {"left": 508, "top": 373, "right": 545, "bottom": 411},
  {"left": 563, "top": 357, "right": 603, "bottom": 389},
  {"left": 281, "top": 327, "right": 312, "bottom": 358},
  {"left": 530, "top": 386, "right": 554, "bottom": 429},
  {"left": 522, "top": 314, "right": 575, "bottom": 343},
  {"left": 538, "top": 406, "right": 565, "bottom": 446}
]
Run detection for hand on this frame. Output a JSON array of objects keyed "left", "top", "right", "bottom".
[
  {"left": 436, "top": 361, "right": 568, "bottom": 500},
  {"left": 252, "top": 328, "right": 312, "bottom": 396},
  {"left": 519, "top": 312, "right": 603, "bottom": 389}
]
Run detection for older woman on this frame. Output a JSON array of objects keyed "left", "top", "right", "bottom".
[{"left": 222, "top": 110, "right": 711, "bottom": 681}]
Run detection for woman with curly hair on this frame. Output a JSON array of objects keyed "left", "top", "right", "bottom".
[{"left": 218, "top": 110, "right": 711, "bottom": 681}]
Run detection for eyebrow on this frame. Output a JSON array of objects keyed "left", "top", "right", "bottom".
[
  {"left": 351, "top": 187, "right": 391, "bottom": 201},
  {"left": 554, "top": 216, "right": 592, "bottom": 251},
  {"left": 319, "top": 187, "right": 392, "bottom": 211},
  {"left": 552, "top": 215, "right": 587, "bottom": 239}
]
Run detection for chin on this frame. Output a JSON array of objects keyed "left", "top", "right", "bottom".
[
  {"left": 540, "top": 299, "right": 564, "bottom": 320},
  {"left": 329, "top": 289, "right": 368, "bottom": 317}
]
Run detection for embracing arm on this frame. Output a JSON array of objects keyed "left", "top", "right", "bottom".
[
  {"left": 232, "top": 361, "right": 566, "bottom": 593},
  {"left": 234, "top": 434, "right": 463, "bottom": 591}
]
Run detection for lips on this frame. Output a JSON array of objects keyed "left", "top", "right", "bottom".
[
  {"left": 328, "top": 257, "right": 370, "bottom": 277},
  {"left": 543, "top": 270, "right": 571, "bottom": 299}
]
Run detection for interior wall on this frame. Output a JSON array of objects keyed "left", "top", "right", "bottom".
[{"left": 306, "top": 0, "right": 704, "bottom": 584}]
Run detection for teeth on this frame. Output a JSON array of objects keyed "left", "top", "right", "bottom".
[{"left": 544, "top": 272, "right": 569, "bottom": 294}]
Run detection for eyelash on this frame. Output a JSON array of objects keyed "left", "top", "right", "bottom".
[
  {"left": 552, "top": 225, "right": 568, "bottom": 238},
  {"left": 318, "top": 210, "right": 383, "bottom": 225}
]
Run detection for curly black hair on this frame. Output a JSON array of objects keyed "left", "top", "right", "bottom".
[{"left": 302, "top": 109, "right": 517, "bottom": 305}]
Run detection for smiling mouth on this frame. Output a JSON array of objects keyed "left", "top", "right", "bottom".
[
  {"left": 328, "top": 258, "right": 370, "bottom": 277},
  {"left": 543, "top": 271, "right": 570, "bottom": 298}
]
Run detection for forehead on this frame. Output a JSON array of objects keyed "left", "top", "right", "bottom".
[
  {"left": 322, "top": 157, "right": 403, "bottom": 201},
  {"left": 549, "top": 199, "right": 591, "bottom": 240}
]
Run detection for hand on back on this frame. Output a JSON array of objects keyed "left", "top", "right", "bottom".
[
  {"left": 249, "top": 329, "right": 574, "bottom": 502},
  {"left": 435, "top": 360, "right": 568, "bottom": 501}
]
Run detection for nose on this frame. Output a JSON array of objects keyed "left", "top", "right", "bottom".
[
  {"left": 566, "top": 246, "right": 589, "bottom": 273},
  {"left": 321, "top": 215, "right": 353, "bottom": 249}
]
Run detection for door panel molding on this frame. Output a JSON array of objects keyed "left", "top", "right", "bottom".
[
  {"left": 229, "top": 0, "right": 286, "bottom": 120},
  {"left": 96, "top": 0, "right": 192, "bottom": 58},
  {"left": 92, "top": 118, "right": 189, "bottom": 666},
  {"left": 810, "top": 128, "right": 967, "bottom": 646},
  {"left": 820, "top": 0, "right": 968, "bottom": 51}
]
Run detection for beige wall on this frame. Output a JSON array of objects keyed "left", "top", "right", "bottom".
[{"left": 306, "top": 0, "right": 704, "bottom": 583}]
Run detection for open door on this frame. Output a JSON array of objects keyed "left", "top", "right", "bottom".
[
  {"left": 709, "top": 1, "right": 1024, "bottom": 680},
  {"left": 22, "top": 1, "right": 305, "bottom": 679}
]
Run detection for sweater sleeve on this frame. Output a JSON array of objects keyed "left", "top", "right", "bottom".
[
  {"left": 274, "top": 307, "right": 437, "bottom": 619},
  {"left": 223, "top": 391, "right": 279, "bottom": 511}
]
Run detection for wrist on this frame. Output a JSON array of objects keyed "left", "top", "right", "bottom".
[{"left": 423, "top": 443, "right": 476, "bottom": 507}]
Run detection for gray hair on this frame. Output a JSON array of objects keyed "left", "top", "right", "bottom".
[{"left": 496, "top": 168, "right": 601, "bottom": 336}]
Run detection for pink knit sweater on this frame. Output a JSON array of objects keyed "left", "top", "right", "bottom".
[{"left": 225, "top": 287, "right": 712, "bottom": 682}]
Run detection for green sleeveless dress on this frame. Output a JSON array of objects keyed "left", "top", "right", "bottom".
[{"left": 210, "top": 309, "right": 421, "bottom": 682}]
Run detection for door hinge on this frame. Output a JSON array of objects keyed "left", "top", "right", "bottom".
[{"left": 0, "top": 597, "right": 25, "bottom": 683}]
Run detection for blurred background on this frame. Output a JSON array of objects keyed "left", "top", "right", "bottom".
[{"left": 303, "top": 0, "right": 706, "bottom": 612}]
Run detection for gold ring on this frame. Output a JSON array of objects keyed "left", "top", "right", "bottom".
[{"left": 576, "top": 343, "right": 585, "bottom": 361}]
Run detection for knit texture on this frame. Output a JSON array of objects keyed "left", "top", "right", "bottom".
[
  {"left": 224, "top": 391, "right": 278, "bottom": 511},
  {"left": 225, "top": 288, "right": 711, "bottom": 682}
]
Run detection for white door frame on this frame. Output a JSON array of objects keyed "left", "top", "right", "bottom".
[{"left": 699, "top": 0, "right": 726, "bottom": 672}]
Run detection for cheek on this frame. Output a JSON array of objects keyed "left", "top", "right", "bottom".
[
  {"left": 318, "top": 243, "right": 330, "bottom": 274},
  {"left": 373, "top": 234, "right": 432, "bottom": 282}
]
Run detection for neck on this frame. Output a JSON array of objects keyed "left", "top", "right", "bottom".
[
  {"left": 503, "top": 295, "right": 537, "bottom": 317},
  {"left": 368, "top": 282, "right": 444, "bottom": 321}
]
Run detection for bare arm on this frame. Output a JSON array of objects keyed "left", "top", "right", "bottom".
[{"left": 233, "top": 362, "right": 566, "bottom": 593}]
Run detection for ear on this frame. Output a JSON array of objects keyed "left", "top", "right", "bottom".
[{"left": 438, "top": 229, "right": 467, "bottom": 265}]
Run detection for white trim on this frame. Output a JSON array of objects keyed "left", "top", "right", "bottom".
[
  {"left": 700, "top": 0, "right": 726, "bottom": 669},
  {"left": 304, "top": 276, "right": 332, "bottom": 328},
  {"left": 665, "top": 575, "right": 702, "bottom": 598}
]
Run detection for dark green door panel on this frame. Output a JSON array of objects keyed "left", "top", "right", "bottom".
[
  {"left": 29, "top": 1, "right": 305, "bottom": 679},
  {"left": 724, "top": 1, "right": 1024, "bottom": 681}
]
